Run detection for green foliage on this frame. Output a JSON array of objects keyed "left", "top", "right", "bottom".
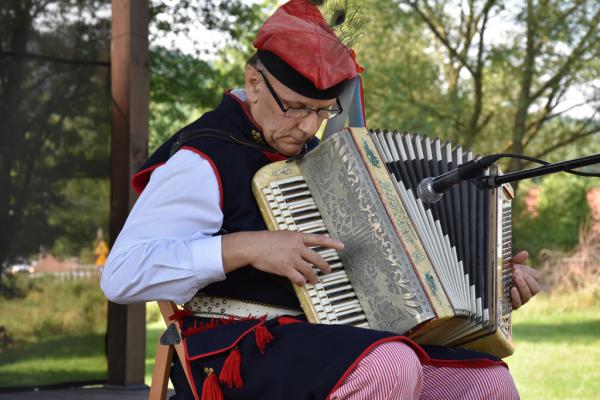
[
  {"left": 359, "top": 0, "right": 600, "bottom": 158},
  {"left": 513, "top": 174, "right": 592, "bottom": 261},
  {"left": 149, "top": 47, "right": 221, "bottom": 151},
  {"left": 0, "top": 276, "right": 108, "bottom": 387},
  {"left": 0, "top": 276, "right": 106, "bottom": 343},
  {"left": 148, "top": 1, "right": 273, "bottom": 151},
  {"left": 0, "top": 0, "right": 111, "bottom": 270},
  {"left": 0, "top": 273, "right": 39, "bottom": 300},
  {"left": 146, "top": 301, "right": 162, "bottom": 324},
  {"left": 359, "top": 0, "right": 449, "bottom": 137},
  {"left": 48, "top": 178, "right": 109, "bottom": 259}
]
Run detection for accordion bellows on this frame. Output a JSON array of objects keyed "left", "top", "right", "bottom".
[{"left": 252, "top": 128, "right": 514, "bottom": 358}]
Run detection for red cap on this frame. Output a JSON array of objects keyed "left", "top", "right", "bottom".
[{"left": 253, "top": 0, "right": 360, "bottom": 99}]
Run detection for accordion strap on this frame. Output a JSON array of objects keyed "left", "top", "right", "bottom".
[{"left": 169, "top": 128, "right": 277, "bottom": 157}]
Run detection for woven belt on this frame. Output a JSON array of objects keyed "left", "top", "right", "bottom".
[{"left": 184, "top": 294, "right": 303, "bottom": 320}]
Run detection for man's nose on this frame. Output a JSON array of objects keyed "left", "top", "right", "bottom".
[{"left": 297, "top": 111, "right": 320, "bottom": 136}]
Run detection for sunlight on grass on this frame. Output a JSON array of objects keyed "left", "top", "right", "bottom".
[
  {"left": 508, "top": 292, "right": 600, "bottom": 400},
  {"left": 0, "top": 331, "right": 107, "bottom": 387}
]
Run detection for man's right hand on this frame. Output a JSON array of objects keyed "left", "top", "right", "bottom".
[{"left": 222, "top": 230, "right": 344, "bottom": 286}]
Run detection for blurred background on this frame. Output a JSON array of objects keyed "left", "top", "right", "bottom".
[{"left": 0, "top": 0, "right": 598, "bottom": 399}]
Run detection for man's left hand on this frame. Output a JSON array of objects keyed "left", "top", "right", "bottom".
[{"left": 510, "top": 250, "right": 541, "bottom": 310}]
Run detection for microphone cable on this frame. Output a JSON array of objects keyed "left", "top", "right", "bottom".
[{"left": 483, "top": 153, "right": 600, "bottom": 178}]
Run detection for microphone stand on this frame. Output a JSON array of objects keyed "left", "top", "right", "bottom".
[{"left": 476, "top": 153, "right": 600, "bottom": 189}]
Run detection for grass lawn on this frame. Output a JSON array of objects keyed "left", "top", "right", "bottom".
[
  {"left": 507, "top": 291, "right": 600, "bottom": 400},
  {"left": 0, "top": 331, "right": 107, "bottom": 387}
]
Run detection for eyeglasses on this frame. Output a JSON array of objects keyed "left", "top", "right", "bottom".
[{"left": 258, "top": 71, "right": 343, "bottom": 120}]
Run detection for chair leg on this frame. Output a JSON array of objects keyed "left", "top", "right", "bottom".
[
  {"left": 152, "top": 301, "right": 196, "bottom": 399},
  {"left": 149, "top": 336, "right": 174, "bottom": 400}
]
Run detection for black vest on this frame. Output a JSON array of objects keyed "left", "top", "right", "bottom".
[{"left": 134, "top": 92, "right": 319, "bottom": 308}]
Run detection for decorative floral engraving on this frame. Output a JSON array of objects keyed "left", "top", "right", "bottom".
[
  {"left": 425, "top": 272, "right": 437, "bottom": 296},
  {"left": 299, "top": 132, "right": 434, "bottom": 333},
  {"left": 362, "top": 139, "right": 380, "bottom": 168}
]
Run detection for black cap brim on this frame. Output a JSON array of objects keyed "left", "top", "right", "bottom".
[{"left": 258, "top": 50, "right": 350, "bottom": 100}]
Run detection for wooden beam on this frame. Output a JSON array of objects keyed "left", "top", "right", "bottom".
[{"left": 107, "top": 0, "right": 149, "bottom": 386}]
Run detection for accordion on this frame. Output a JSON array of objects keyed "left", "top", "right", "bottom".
[{"left": 252, "top": 128, "right": 514, "bottom": 358}]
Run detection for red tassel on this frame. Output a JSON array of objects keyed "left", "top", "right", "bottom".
[
  {"left": 255, "top": 324, "right": 274, "bottom": 354},
  {"left": 277, "top": 316, "right": 302, "bottom": 326},
  {"left": 201, "top": 368, "right": 224, "bottom": 400},
  {"left": 169, "top": 308, "right": 192, "bottom": 324},
  {"left": 219, "top": 347, "right": 243, "bottom": 388}
]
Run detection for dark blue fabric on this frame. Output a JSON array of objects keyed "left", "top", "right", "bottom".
[
  {"left": 176, "top": 316, "right": 405, "bottom": 400},
  {"left": 139, "top": 92, "right": 319, "bottom": 308},
  {"left": 419, "top": 344, "right": 501, "bottom": 362}
]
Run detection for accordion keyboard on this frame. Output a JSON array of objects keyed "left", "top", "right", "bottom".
[{"left": 261, "top": 175, "right": 370, "bottom": 329}]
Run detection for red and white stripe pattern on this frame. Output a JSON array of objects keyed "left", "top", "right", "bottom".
[
  {"left": 329, "top": 342, "right": 423, "bottom": 400},
  {"left": 420, "top": 364, "right": 519, "bottom": 400},
  {"left": 329, "top": 342, "right": 519, "bottom": 400}
]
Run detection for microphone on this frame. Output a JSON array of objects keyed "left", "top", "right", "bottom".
[{"left": 417, "top": 155, "right": 499, "bottom": 203}]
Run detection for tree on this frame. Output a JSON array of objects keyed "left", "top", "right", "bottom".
[
  {"left": 0, "top": 0, "right": 112, "bottom": 284},
  {"left": 148, "top": 0, "right": 273, "bottom": 150},
  {"left": 359, "top": 0, "right": 600, "bottom": 175},
  {"left": 0, "top": 0, "right": 273, "bottom": 284}
]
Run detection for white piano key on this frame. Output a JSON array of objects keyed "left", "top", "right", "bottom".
[
  {"left": 296, "top": 220, "right": 325, "bottom": 232},
  {"left": 286, "top": 198, "right": 316, "bottom": 210},
  {"left": 319, "top": 270, "right": 349, "bottom": 283}
]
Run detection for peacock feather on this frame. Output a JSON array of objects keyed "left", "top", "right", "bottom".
[{"left": 309, "top": 0, "right": 368, "bottom": 49}]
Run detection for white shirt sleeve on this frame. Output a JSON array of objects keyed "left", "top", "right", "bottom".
[{"left": 100, "top": 149, "right": 227, "bottom": 304}]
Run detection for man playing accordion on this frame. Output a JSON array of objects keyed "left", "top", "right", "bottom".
[{"left": 101, "top": 1, "right": 540, "bottom": 398}]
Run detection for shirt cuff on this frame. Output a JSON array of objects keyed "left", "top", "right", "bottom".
[{"left": 191, "top": 235, "right": 226, "bottom": 284}]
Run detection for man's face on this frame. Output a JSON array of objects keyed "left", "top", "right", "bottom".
[{"left": 245, "top": 65, "right": 337, "bottom": 156}]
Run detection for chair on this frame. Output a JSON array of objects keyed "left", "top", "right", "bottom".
[{"left": 149, "top": 301, "right": 193, "bottom": 400}]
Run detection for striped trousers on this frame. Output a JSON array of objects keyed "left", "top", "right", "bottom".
[{"left": 330, "top": 342, "right": 519, "bottom": 400}]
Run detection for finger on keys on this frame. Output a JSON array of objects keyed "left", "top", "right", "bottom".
[
  {"left": 523, "top": 271, "right": 541, "bottom": 297},
  {"left": 301, "top": 247, "right": 331, "bottom": 275},
  {"left": 296, "top": 260, "right": 319, "bottom": 284},
  {"left": 289, "top": 269, "right": 307, "bottom": 287},
  {"left": 512, "top": 250, "right": 529, "bottom": 265},
  {"left": 514, "top": 274, "right": 532, "bottom": 305},
  {"left": 302, "top": 233, "right": 344, "bottom": 251},
  {"left": 510, "top": 286, "right": 522, "bottom": 309},
  {"left": 521, "top": 264, "right": 541, "bottom": 280}
]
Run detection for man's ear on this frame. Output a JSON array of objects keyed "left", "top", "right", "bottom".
[{"left": 245, "top": 65, "right": 261, "bottom": 103}]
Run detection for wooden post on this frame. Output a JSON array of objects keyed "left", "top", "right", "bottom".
[{"left": 108, "top": 0, "right": 149, "bottom": 386}]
